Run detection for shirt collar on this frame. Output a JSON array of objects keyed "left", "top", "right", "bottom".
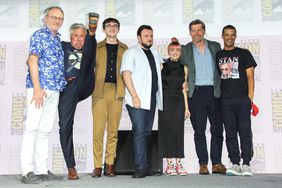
[
  {"left": 192, "top": 39, "right": 207, "bottom": 48},
  {"left": 43, "top": 26, "right": 61, "bottom": 38}
]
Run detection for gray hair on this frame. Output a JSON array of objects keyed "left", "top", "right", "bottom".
[
  {"left": 43, "top": 6, "right": 64, "bottom": 16},
  {"left": 70, "top": 23, "right": 87, "bottom": 36},
  {"left": 42, "top": 6, "right": 64, "bottom": 25}
]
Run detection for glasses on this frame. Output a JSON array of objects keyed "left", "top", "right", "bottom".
[
  {"left": 105, "top": 24, "right": 119, "bottom": 29},
  {"left": 48, "top": 15, "right": 64, "bottom": 22},
  {"left": 221, "top": 68, "right": 228, "bottom": 71}
]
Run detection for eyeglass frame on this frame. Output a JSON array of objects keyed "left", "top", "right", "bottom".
[
  {"left": 104, "top": 23, "right": 119, "bottom": 29},
  {"left": 48, "top": 15, "right": 64, "bottom": 22}
]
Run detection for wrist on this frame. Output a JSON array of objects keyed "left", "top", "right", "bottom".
[
  {"left": 132, "top": 96, "right": 138, "bottom": 100},
  {"left": 33, "top": 86, "right": 41, "bottom": 91}
]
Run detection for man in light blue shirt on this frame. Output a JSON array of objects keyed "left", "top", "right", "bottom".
[
  {"left": 193, "top": 42, "right": 215, "bottom": 86},
  {"left": 121, "top": 25, "right": 163, "bottom": 178},
  {"left": 181, "top": 19, "right": 226, "bottom": 175}
]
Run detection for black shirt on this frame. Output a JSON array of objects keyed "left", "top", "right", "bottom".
[
  {"left": 105, "top": 43, "right": 118, "bottom": 83},
  {"left": 216, "top": 47, "right": 257, "bottom": 99},
  {"left": 143, "top": 48, "right": 158, "bottom": 95}
]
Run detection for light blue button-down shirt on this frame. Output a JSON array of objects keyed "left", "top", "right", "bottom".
[
  {"left": 120, "top": 44, "right": 163, "bottom": 110},
  {"left": 193, "top": 41, "right": 214, "bottom": 86}
]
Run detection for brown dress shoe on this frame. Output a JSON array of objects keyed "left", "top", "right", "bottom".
[
  {"left": 105, "top": 164, "right": 115, "bottom": 177},
  {"left": 92, "top": 168, "right": 102, "bottom": 178},
  {"left": 199, "top": 165, "right": 209, "bottom": 175},
  {"left": 68, "top": 167, "right": 79, "bottom": 180},
  {"left": 212, "top": 164, "right": 227, "bottom": 174}
]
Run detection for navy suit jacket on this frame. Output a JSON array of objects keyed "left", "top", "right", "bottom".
[{"left": 61, "top": 31, "right": 97, "bottom": 101}]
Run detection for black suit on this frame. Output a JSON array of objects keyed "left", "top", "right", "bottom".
[{"left": 58, "top": 32, "right": 96, "bottom": 168}]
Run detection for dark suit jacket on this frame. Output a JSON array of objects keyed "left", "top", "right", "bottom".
[
  {"left": 181, "top": 39, "right": 221, "bottom": 98},
  {"left": 61, "top": 31, "right": 97, "bottom": 101}
]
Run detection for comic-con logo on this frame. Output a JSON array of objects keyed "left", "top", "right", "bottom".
[
  {"left": 8, "top": 145, "right": 21, "bottom": 174},
  {"left": 183, "top": 0, "right": 214, "bottom": 23},
  {"left": 52, "top": 145, "right": 64, "bottom": 174},
  {"left": 269, "top": 38, "right": 282, "bottom": 81},
  {"left": 11, "top": 93, "right": 26, "bottom": 135},
  {"left": 236, "top": 38, "right": 261, "bottom": 81},
  {"left": 154, "top": 39, "right": 170, "bottom": 57},
  {"left": 0, "top": 2, "right": 19, "bottom": 27},
  {"left": 105, "top": 0, "right": 135, "bottom": 25},
  {"left": 0, "top": 44, "right": 6, "bottom": 85},
  {"left": 272, "top": 89, "right": 282, "bottom": 133},
  {"left": 143, "top": 0, "right": 173, "bottom": 25},
  {"left": 52, "top": 144, "right": 87, "bottom": 173},
  {"left": 252, "top": 143, "right": 265, "bottom": 173},
  {"left": 222, "top": 0, "right": 255, "bottom": 22},
  {"left": 29, "top": 0, "right": 60, "bottom": 27},
  {"left": 262, "top": 0, "right": 282, "bottom": 21}
]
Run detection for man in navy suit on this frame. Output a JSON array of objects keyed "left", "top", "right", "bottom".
[{"left": 58, "top": 14, "right": 98, "bottom": 180}]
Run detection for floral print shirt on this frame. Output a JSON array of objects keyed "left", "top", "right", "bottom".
[{"left": 26, "top": 27, "right": 66, "bottom": 91}]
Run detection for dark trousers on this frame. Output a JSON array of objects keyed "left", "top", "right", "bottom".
[
  {"left": 221, "top": 96, "right": 253, "bottom": 165},
  {"left": 58, "top": 80, "right": 79, "bottom": 168},
  {"left": 126, "top": 96, "right": 156, "bottom": 171},
  {"left": 189, "top": 86, "right": 223, "bottom": 165}
]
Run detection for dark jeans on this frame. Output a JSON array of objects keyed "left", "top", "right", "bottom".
[
  {"left": 126, "top": 96, "right": 156, "bottom": 171},
  {"left": 221, "top": 96, "right": 253, "bottom": 165},
  {"left": 58, "top": 80, "right": 79, "bottom": 168},
  {"left": 189, "top": 86, "right": 224, "bottom": 165}
]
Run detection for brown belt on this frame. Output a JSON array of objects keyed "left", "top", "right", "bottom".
[{"left": 66, "top": 77, "right": 77, "bottom": 82}]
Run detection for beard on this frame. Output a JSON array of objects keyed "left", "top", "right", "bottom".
[{"left": 141, "top": 42, "right": 152, "bottom": 49}]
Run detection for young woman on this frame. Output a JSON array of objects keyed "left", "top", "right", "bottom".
[{"left": 158, "top": 38, "right": 190, "bottom": 176}]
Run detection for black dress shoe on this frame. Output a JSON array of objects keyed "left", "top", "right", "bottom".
[
  {"left": 132, "top": 171, "right": 146, "bottom": 178},
  {"left": 147, "top": 169, "right": 162, "bottom": 176},
  {"left": 132, "top": 169, "right": 147, "bottom": 178}
]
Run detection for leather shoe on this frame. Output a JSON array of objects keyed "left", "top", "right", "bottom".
[
  {"left": 132, "top": 170, "right": 147, "bottom": 178},
  {"left": 212, "top": 164, "right": 227, "bottom": 174},
  {"left": 68, "top": 167, "right": 78, "bottom": 180},
  {"left": 147, "top": 169, "right": 162, "bottom": 176},
  {"left": 91, "top": 168, "right": 102, "bottom": 178},
  {"left": 199, "top": 165, "right": 209, "bottom": 175},
  {"left": 105, "top": 163, "right": 115, "bottom": 177},
  {"left": 132, "top": 171, "right": 146, "bottom": 178}
]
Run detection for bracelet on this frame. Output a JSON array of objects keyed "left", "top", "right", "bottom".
[{"left": 132, "top": 96, "right": 138, "bottom": 99}]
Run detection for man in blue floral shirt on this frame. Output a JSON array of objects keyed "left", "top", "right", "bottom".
[{"left": 20, "top": 6, "right": 66, "bottom": 184}]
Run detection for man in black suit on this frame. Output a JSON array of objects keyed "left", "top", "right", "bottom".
[{"left": 58, "top": 14, "right": 98, "bottom": 180}]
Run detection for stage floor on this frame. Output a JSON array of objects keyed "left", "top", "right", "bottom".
[{"left": 0, "top": 173, "right": 282, "bottom": 188}]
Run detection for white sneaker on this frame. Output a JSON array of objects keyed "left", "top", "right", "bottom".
[
  {"left": 241, "top": 165, "right": 253, "bottom": 176},
  {"left": 175, "top": 164, "right": 188, "bottom": 176},
  {"left": 226, "top": 164, "right": 241, "bottom": 176},
  {"left": 165, "top": 165, "right": 177, "bottom": 176}
]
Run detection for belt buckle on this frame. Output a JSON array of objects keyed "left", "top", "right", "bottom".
[{"left": 67, "top": 77, "right": 76, "bottom": 82}]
